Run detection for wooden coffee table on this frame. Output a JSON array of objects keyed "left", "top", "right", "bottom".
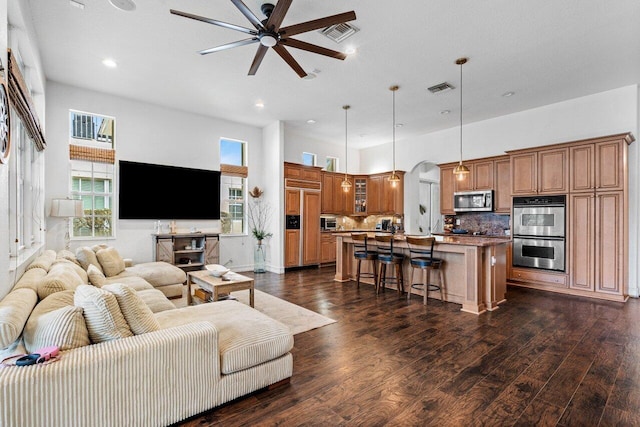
[{"left": 187, "top": 270, "right": 254, "bottom": 307}]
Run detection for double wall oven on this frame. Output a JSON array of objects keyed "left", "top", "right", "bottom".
[{"left": 512, "top": 195, "right": 566, "bottom": 272}]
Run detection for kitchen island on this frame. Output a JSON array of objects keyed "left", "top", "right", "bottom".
[{"left": 334, "top": 233, "right": 509, "bottom": 315}]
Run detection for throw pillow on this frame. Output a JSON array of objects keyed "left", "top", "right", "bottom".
[
  {"left": 0, "top": 288, "right": 38, "bottom": 349},
  {"left": 87, "top": 264, "right": 107, "bottom": 287},
  {"left": 74, "top": 284, "right": 133, "bottom": 343},
  {"left": 95, "top": 247, "right": 126, "bottom": 277},
  {"left": 37, "top": 262, "right": 85, "bottom": 300},
  {"left": 75, "top": 247, "right": 104, "bottom": 274},
  {"left": 102, "top": 284, "right": 160, "bottom": 335},
  {"left": 26, "top": 250, "right": 57, "bottom": 271},
  {"left": 57, "top": 249, "right": 81, "bottom": 266},
  {"left": 23, "top": 306, "right": 90, "bottom": 353}
]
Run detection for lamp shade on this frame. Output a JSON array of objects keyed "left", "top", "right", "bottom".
[{"left": 50, "top": 199, "right": 84, "bottom": 218}]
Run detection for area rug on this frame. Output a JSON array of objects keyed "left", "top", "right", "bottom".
[{"left": 229, "top": 289, "right": 336, "bottom": 335}]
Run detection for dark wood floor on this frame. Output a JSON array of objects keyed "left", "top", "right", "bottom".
[{"left": 178, "top": 267, "right": 640, "bottom": 426}]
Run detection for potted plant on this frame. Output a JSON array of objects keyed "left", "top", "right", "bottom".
[{"left": 248, "top": 187, "right": 272, "bottom": 272}]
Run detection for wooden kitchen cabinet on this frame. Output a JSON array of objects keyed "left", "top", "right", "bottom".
[
  {"left": 284, "top": 230, "right": 300, "bottom": 267},
  {"left": 439, "top": 164, "right": 456, "bottom": 215},
  {"left": 569, "top": 191, "right": 625, "bottom": 296},
  {"left": 302, "top": 190, "right": 321, "bottom": 265},
  {"left": 494, "top": 156, "right": 511, "bottom": 213},
  {"left": 367, "top": 175, "right": 383, "bottom": 214},
  {"left": 472, "top": 160, "right": 495, "bottom": 190},
  {"left": 570, "top": 137, "right": 627, "bottom": 193},
  {"left": 320, "top": 233, "right": 337, "bottom": 263},
  {"left": 321, "top": 172, "right": 335, "bottom": 214},
  {"left": 321, "top": 171, "right": 354, "bottom": 215},
  {"left": 285, "top": 189, "right": 300, "bottom": 215},
  {"left": 509, "top": 148, "right": 568, "bottom": 195}
]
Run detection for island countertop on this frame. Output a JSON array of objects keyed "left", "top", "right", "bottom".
[
  {"left": 331, "top": 232, "right": 510, "bottom": 247},
  {"left": 334, "top": 233, "right": 509, "bottom": 315}
]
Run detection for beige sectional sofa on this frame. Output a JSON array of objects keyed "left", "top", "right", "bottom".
[{"left": 0, "top": 247, "right": 294, "bottom": 427}]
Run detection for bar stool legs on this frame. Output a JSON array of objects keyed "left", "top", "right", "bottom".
[
  {"left": 409, "top": 262, "right": 445, "bottom": 304},
  {"left": 377, "top": 262, "right": 404, "bottom": 295},
  {"left": 356, "top": 258, "right": 378, "bottom": 289}
]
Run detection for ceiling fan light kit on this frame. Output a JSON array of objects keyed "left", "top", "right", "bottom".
[{"left": 170, "top": 0, "right": 356, "bottom": 78}]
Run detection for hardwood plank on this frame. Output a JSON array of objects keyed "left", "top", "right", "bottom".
[{"left": 170, "top": 268, "right": 640, "bottom": 427}]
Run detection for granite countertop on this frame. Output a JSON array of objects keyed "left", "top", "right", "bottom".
[
  {"left": 335, "top": 232, "right": 510, "bottom": 247},
  {"left": 432, "top": 232, "right": 511, "bottom": 240}
]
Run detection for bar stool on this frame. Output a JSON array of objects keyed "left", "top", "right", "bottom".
[
  {"left": 374, "top": 234, "right": 405, "bottom": 296},
  {"left": 351, "top": 233, "right": 378, "bottom": 289},
  {"left": 405, "top": 236, "right": 445, "bottom": 305}
]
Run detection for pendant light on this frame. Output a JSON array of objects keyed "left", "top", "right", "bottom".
[
  {"left": 388, "top": 85, "right": 401, "bottom": 187},
  {"left": 340, "top": 105, "right": 352, "bottom": 192},
  {"left": 453, "top": 57, "right": 470, "bottom": 181}
]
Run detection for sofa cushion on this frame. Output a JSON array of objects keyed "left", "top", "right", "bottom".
[
  {"left": 52, "top": 258, "right": 89, "bottom": 283},
  {"left": 155, "top": 301, "right": 293, "bottom": 374},
  {"left": 13, "top": 268, "right": 47, "bottom": 292},
  {"left": 74, "top": 285, "right": 133, "bottom": 343},
  {"left": 26, "top": 250, "right": 57, "bottom": 271},
  {"left": 24, "top": 306, "right": 90, "bottom": 353},
  {"left": 125, "top": 262, "right": 186, "bottom": 287},
  {"left": 75, "top": 247, "right": 104, "bottom": 274},
  {"left": 87, "top": 264, "right": 107, "bottom": 287},
  {"left": 0, "top": 289, "right": 38, "bottom": 349},
  {"left": 136, "top": 289, "right": 176, "bottom": 313},
  {"left": 37, "top": 262, "right": 85, "bottom": 300},
  {"left": 57, "top": 249, "right": 81, "bottom": 266},
  {"left": 102, "top": 284, "right": 160, "bottom": 335},
  {"left": 23, "top": 290, "right": 90, "bottom": 352},
  {"left": 96, "top": 247, "right": 126, "bottom": 277},
  {"left": 103, "top": 275, "right": 154, "bottom": 291},
  {"left": 92, "top": 243, "right": 109, "bottom": 253}
]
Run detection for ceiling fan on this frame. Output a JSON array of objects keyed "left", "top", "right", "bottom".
[{"left": 170, "top": 0, "right": 356, "bottom": 78}]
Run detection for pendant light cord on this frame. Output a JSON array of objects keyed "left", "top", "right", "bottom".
[
  {"left": 392, "top": 88, "right": 396, "bottom": 172},
  {"left": 459, "top": 60, "right": 463, "bottom": 164},
  {"left": 343, "top": 105, "right": 350, "bottom": 180}
]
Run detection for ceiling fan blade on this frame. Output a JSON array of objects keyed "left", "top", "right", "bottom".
[
  {"left": 199, "top": 38, "right": 259, "bottom": 55},
  {"left": 170, "top": 9, "right": 257, "bottom": 35},
  {"left": 281, "top": 38, "right": 347, "bottom": 60},
  {"left": 265, "top": 0, "right": 292, "bottom": 31},
  {"left": 248, "top": 45, "right": 269, "bottom": 75},
  {"left": 273, "top": 45, "right": 307, "bottom": 78},
  {"left": 230, "top": 0, "right": 265, "bottom": 30},
  {"left": 279, "top": 11, "right": 356, "bottom": 37}
]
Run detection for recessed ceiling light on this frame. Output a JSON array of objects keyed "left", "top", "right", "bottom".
[
  {"left": 102, "top": 58, "right": 117, "bottom": 68},
  {"left": 109, "top": 0, "right": 136, "bottom": 11},
  {"left": 502, "top": 91, "right": 515, "bottom": 97},
  {"left": 254, "top": 101, "right": 264, "bottom": 108},
  {"left": 440, "top": 110, "right": 451, "bottom": 115},
  {"left": 395, "top": 123, "right": 404, "bottom": 128},
  {"left": 69, "top": 0, "right": 85, "bottom": 10},
  {"left": 345, "top": 47, "right": 357, "bottom": 55},
  {"left": 306, "top": 119, "right": 316, "bottom": 124}
]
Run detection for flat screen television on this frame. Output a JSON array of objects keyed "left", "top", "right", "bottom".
[{"left": 118, "top": 160, "right": 221, "bottom": 220}]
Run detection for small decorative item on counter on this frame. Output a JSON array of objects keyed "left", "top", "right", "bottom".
[{"left": 170, "top": 220, "right": 177, "bottom": 234}]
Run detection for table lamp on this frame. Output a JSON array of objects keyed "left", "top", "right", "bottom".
[{"left": 50, "top": 199, "right": 83, "bottom": 250}]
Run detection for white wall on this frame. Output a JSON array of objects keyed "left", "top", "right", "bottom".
[
  {"left": 263, "top": 121, "right": 284, "bottom": 273},
  {"left": 283, "top": 127, "right": 360, "bottom": 173},
  {"left": 44, "top": 82, "right": 264, "bottom": 270},
  {"left": 361, "top": 85, "right": 640, "bottom": 296}
]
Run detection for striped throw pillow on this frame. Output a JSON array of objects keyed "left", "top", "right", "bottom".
[
  {"left": 102, "top": 284, "right": 160, "bottom": 335},
  {"left": 74, "top": 285, "right": 133, "bottom": 343}
]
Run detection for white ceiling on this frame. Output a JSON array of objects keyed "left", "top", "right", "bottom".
[{"left": 22, "top": 0, "right": 640, "bottom": 149}]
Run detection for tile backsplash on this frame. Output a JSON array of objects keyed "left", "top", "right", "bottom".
[{"left": 446, "top": 212, "right": 511, "bottom": 236}]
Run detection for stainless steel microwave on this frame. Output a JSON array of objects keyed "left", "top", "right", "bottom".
[{"left": 454, "top": 190, "right": 494, "bottom": 212}]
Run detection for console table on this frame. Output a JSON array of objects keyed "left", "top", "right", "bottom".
[{"left": 154, "top": 232, "right": 220, "bottom": 272}]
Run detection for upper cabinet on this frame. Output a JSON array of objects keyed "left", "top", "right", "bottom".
[
  {"left": 321, "top": 171, "right": 353, "bottom": 215},
  {"left": 353, "top": 177, "right": 368, "bottom": 214},
  {"left": 570, "top": 136, "right": 629, "bottom": 193},
  {"left": 509, "top": 147, "right": 568, "bottom": 195},
  {"left": 438, "top": 156, "right": 510, "bottom": 215},
  {"left": 367, "top": 172, "right": 404, "bottom": 215}
]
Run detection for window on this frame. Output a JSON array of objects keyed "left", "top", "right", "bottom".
[
  {"left": 68, "top": 110, "right": 116, "bottom": 239},
  {"left": 70, "top": 160, "right": 115, "bottom": 238},
  {"left": 326, "top": 156, "right": 338, "bottom": 172},
  {"left": 70, "top": 110, "right": 115, "bottom": 146},
  {"left": 302, "top": 152, "right": 316, "bottom": 166},
  {"left": 9, "top": 114, "right": 45, "bottom": 257},
  {"left": 220, "top": 138, "right": 247, "bottom": 235}
]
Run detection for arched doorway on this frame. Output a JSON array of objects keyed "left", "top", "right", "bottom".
[{"left": 405, "top": 161, "right": 442, "bottom": 235}]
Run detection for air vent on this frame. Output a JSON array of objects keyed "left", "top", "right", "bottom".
[
  {"left": 427, "top": 82, "right": 455, "bottom": 94},
  {"left": 320, "top": 22, "right": 359, "bottom": 43}
]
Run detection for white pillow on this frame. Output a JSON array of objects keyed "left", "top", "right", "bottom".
[
  {"left": 74, "top": 285, "right": 132, "bottom": 343},
  {"left": 102, "top": 284, "right": 160, "bottom": 335},
  {"left": 24, "top": 306, "right": 90, "bottom": 353}
]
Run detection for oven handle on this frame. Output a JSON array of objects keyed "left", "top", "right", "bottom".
[{"left": 513, "top": 235, "right": 565, "bottom": 241}]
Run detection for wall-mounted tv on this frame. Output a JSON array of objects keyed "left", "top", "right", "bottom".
[{"left": 118, "top": 160, "right": 221, "bottom": 220}]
